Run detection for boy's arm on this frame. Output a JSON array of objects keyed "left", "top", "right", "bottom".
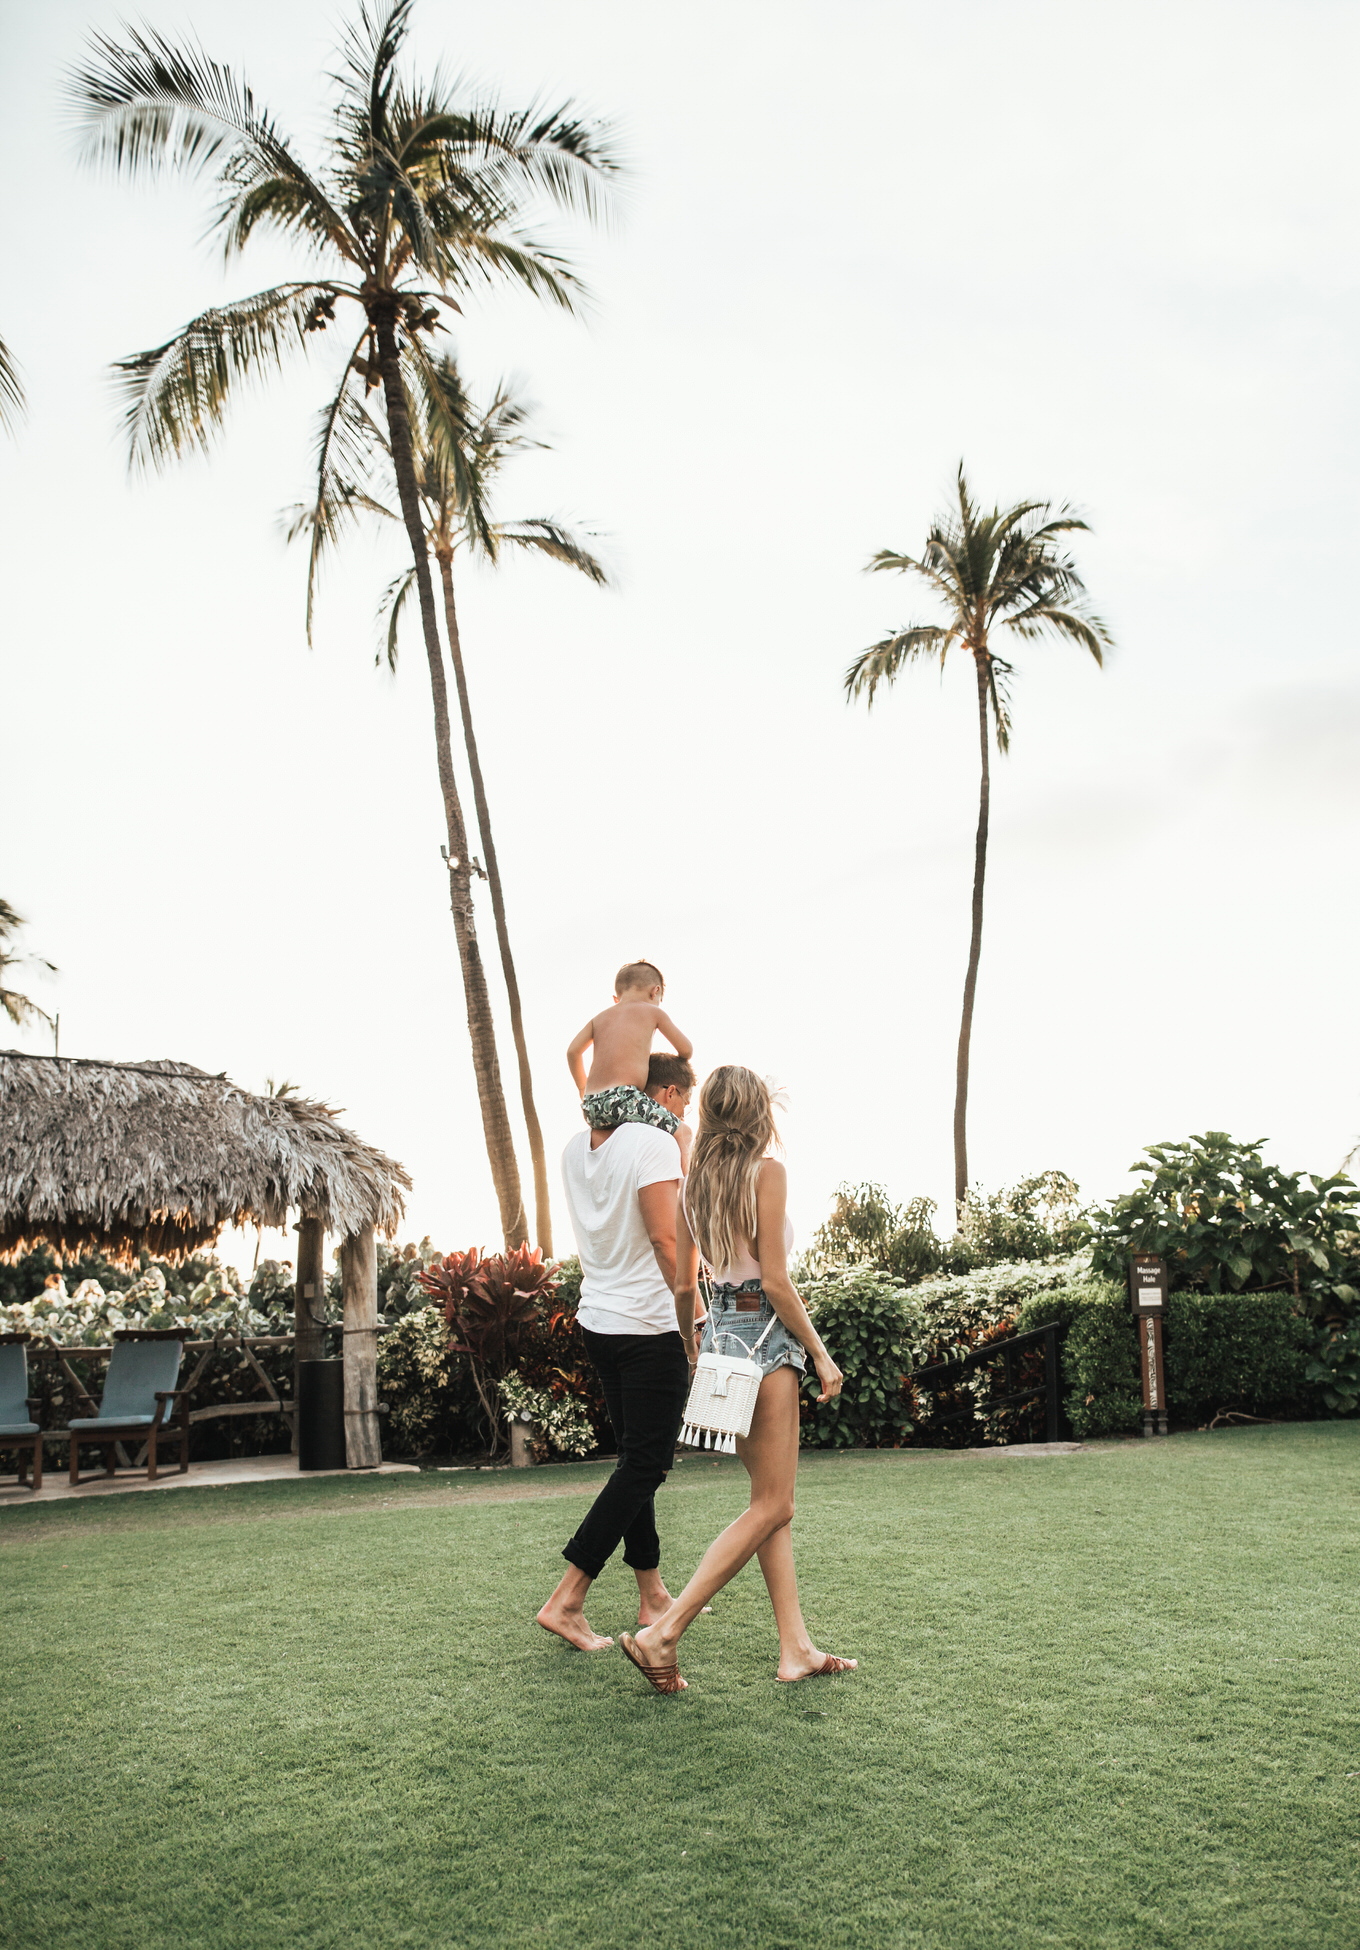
[
  {"left": 654, "top": 1009, "right": 694, "bottom": 1061},
  {"left": 566, "top": 1020, "right": 594, "bottom": 1098}
]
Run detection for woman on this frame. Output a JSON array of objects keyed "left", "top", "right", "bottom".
[{"left": 621, "top": 1065, "right": 857, "bottom": 1694}]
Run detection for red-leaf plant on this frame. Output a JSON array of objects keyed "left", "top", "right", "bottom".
[{"left": 415, "top": 1245, "right": 560, "bottom": 1456}]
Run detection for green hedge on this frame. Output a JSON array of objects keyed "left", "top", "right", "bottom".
[
  {"left": 802, "top": 1259, "right": 1340, "bottom": 1448},
  {"left": 799, "top": 1271, "right": 916, "bottom": 1449},
  {"left": 1164, "top": 1289, "right": 1314, "bottom": 1424},
  {"left": 1016, "top": 1279, "right": 1325, "bottom": 1437}
]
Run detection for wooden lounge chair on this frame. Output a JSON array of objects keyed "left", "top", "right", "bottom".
[
  {"left": 67, "top": 1330, "right": 190, "bottom": 1484},
  {"left": 0, "top": 1334, "right": 43, "bottom": 1490}
]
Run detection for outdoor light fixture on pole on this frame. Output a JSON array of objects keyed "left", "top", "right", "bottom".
[{"left": 1129, "top": 1253, "right": 1169, "bottom": 1438}]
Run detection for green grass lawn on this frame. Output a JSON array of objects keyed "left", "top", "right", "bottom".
[{"left": 1, "top": 1424, "right": 1357, "bottom": 1950}]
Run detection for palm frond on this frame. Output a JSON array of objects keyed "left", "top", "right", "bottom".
[
  {"left": 113, "top": 283, "right": 329, "bottom": 472},
  {"left": 289, "top": 341, "right": 376, "bottom": 642},
  {"left": 69, "top": 24, "right": 353, "bottom": 258},
  {"left": 404, "top": 344, "right": 495, "bottom": 554},
  {"left": 0, "top": 334, "right": 24, "bottom": 433},
  {"left": 421, "top": 215, "right": 585, "bottom": 309},
  {"left": 376, "top": 564, "right": 419, "bottom": 670},
  {"left": 985, "top": 655, "right": 1014, "bottom": 753},
  {"left": 0, "top": 988, "right": 54, "bottom": 1032},
  {"left": 497, "top": 519, "right": 609, "bottom": 585},
  {"left": 457, "top": 96, "right": 623, "bottom": 228},
  {"left": 844, "top": 626, "right": 953, "bottom": 706},
  {"left": 1001, "top": 603, "right": 1110, "bottom": 663}
]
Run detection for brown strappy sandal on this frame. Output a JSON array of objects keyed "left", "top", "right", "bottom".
[
  {"left": 779, "top": 1654, "right": 858, "bottom": 1682},
  {"left": 619, "top": 1631, "right": 688, "bottom": 1694}
]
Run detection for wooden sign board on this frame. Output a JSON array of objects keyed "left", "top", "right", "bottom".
[
  {"left": 1130, "top": 1253, "right": 1168, "bottom": 1313},
  {"left": 1129, "top": 1254, "right": 1170, "bottom": 1437}
]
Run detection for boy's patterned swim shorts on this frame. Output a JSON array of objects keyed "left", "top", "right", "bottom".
[{"left": 581, "top": 1083, "right": 680, "bottom": 1136}]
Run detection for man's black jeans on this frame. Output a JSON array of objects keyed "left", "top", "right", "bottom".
[{"left": 563, "top": 1329, "right": 690, "bottom": 1579}]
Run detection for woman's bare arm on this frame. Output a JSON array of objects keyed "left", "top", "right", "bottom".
[
  {"left": 754, "top": 1161, "right": 843, "bottom": 1403},
  {"left": 674, "top": 1197, "right": 700, "bottom": 1364}
]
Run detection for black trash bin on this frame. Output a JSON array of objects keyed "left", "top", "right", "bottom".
[{"left": 298, "top": 1359, "right": 347, "bottom": 1471}]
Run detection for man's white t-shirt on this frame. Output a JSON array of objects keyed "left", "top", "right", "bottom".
[{"left": 561, "top": 1124, "right": 682, "bottom": 1336}]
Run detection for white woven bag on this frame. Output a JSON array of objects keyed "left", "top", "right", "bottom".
[{"left": 679, "top": 1313, "right": 780, "bottom": 1455}]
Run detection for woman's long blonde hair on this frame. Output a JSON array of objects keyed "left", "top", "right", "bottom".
[{"left": 685, "top": 1066, "right": 779, "bottom": 1273}]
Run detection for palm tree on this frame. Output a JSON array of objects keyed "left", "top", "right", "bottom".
[
  {"left": 69, "top": 1, "right": 618, "bottom": 1248},
  {"left": 288, "top": 356, "right": 607, "bottom": 1254},
  {"left": 0, "top": 336, "right": 24, "bottom": 432},
  {"left": 846, "top": 465, "right": 1112, "bottom": 1217},
  {"left": 1, "top": 900, "right": 56, "bottom": 1037}
]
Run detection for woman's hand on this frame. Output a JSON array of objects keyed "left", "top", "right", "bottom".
[{"left": 811, "top": 1347, "right": 843, "bottom": 1404}]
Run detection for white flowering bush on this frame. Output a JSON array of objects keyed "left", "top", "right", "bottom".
[
  {"left": 498, "top": 1372, "right": 595, "bottom": 1461},
  {"left": 5, "top": 1263, "right": 272, "bottom": 1347}
]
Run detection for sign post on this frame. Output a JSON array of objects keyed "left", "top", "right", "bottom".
[{"left": 1129, "top": 1253, "right": 1169, "bottom": 1438}]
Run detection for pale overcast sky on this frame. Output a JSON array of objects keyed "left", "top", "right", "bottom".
[{"left": 3, "top": 0, "right": 1358, "bottom": 1272}]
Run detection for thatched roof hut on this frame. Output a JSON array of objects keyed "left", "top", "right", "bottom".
[{"left": 0, "top": 1052, "right": 410, "bottom": 1263}]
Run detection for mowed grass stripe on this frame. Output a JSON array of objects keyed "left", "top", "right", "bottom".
[{"left": 1, "top": 1426, "right": 1357, "bottom": 1949}]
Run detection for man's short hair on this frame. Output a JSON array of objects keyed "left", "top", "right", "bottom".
[
  {"left": 647, "top": 1052, "right": 695, "bottom": 1095},
  {"left": 615, "top": 959, "right": 665, "bottom": 996}
]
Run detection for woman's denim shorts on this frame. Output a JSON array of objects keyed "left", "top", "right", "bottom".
[{"left": 700, "top": 1279, "right": 806, "bottom": 1376}]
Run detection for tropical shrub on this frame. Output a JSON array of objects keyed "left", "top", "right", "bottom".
[
  {"left": 801, "top": 1186, "right": 942, "bottom": 1283},
  {"left": 1015, "top": 1278, "right": 1139, "bottom": 1439},
  {"left": 799, "top": 1270, "right": 917, "bottom": 1449},
  {"left": 374, "top": 1304, "right": 479, "bottom": 1457},
  {"left": 905, "top": 1251, "right": 1094, "bottom": 1444},
  {"left": 498, "top": 1372, "right": 595, "bottom": 1461},
  {"left": 1306, "top": 1322, "right": 1360, "bottom": 1415},
  {"left": 510, "top": 1258, "right": 611, "bottom": 1452},
  {"left": 1088, "top": 1132, "right": 1360, "bottom": 1312},
  {"left": 801, "top": 1173, "right": 1089, "bottom": 1284}
]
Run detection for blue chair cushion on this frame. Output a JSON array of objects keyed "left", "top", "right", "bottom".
[
  {"left": 98, "top": 1339, "right": 183, "bottom": 1421},
  {"left": 68, "top": 1414, "right": 161, "bottom": 1430},
  {"left": 0, "top": 1343, "right": 31, "bottom": 1427},
  {"left": 0, "top": 1420, "right": 39, "bottom": 1437}
]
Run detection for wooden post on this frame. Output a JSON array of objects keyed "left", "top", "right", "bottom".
[
  {"left": 293, "top": 1216, "right": 328, "bottom": 1457},
  {"left": 1139, "top": 1313, "right": 1169, "bottom": 1438},
  {"left": 340, "top": 1225, "right": 382, "bottom": 1470}
]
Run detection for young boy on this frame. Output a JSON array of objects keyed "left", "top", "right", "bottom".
[{"left": 568, "top": 961, "right": 694, "bottom": 1138}]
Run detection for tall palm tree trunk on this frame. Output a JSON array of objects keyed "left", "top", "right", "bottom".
[
  {"left": 954, "top": 652, "right": 991, "bottom": 1218},
  {"left": 372, "top": 305, "right": 528, "bottom": 1248},
  {"left": 436, "top": 551, "right": 553, "bottom": 1254}
]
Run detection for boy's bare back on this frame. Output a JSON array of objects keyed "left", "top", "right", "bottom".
[{"left": 567, "top": 965, "right": 693, "bottom": 1098}]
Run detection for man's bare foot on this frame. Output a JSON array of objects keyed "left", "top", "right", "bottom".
[
  {"left": 776, "top": 1646, "right": 858, "bottom": 1682},
  {"left": 536, "top": 1598, "right": 614, "bottom": 1651},
  {"left": 636, "top": 1585, "right": 672, "bottom": 1629},
  {"left": 637, "top": 1586, "right": 712, "bottom": 1628}
]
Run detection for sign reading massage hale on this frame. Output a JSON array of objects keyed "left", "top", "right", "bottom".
[{"left": 1129, "top": 1253, "right": 1169, "bottom": 1438}]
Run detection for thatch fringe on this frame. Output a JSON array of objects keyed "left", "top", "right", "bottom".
[{"left": 0, "top": 1052, "right": 411, "bottom": 1263}]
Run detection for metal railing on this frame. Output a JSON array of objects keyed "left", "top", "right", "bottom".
[{"left": 907, "top": 1321, "right": 1066, "bottom": 1444}]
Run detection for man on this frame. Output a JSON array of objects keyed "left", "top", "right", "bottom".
[{"left": 536, "top": 1056, "right": 698, "bottom": 1650}]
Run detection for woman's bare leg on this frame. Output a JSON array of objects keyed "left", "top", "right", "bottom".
[
  {"left": 744, "top": 1377, "right": 857, "bottom": 1678},
  {"left": 632, "top": 1368, "right": 801, "bottom": 1667}
]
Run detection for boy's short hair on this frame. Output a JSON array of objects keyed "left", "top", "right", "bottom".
[
  {"left": 615, "top": 959, "right": 665, "bottom": 996},
  {"left": 647, "top": 1053, "right": 695, "bottom": 1095}
]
